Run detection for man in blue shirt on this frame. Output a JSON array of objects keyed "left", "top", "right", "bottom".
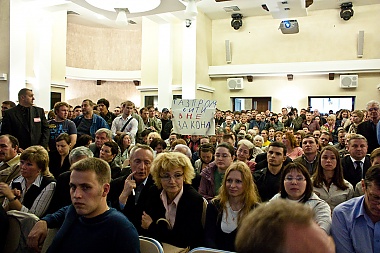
[
  {"left": 331, "top": 165, "right": 380, "bottom": 253},
  {"left": 27, "top": 158, "right": 139, "bottom": 253}
]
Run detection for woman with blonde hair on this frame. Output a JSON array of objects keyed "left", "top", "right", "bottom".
[
  {"left": 141, "top": 152, "right": 204, "bottom": 250},
  {"left": 146, "top": 131, "right": 161, "bottom": 145},
  {"left": 0, "top": 146, "right": 56, "bottom": 217},
  {"left": 204, "top": 161, "right": 260, "bottom": 251},
  {"left": 321, "top": 115, "right": 339, "bottom": 143}
]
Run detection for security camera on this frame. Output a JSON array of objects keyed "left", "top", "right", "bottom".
[
  {"left": 340, "top": 2, "right": 354, "bottom": 21},
  {"left": 231, "top": 13, "right": 243, "bottom": 30},
  {"left": 185, "top": 19, "right": 192, "bottom": 28}
]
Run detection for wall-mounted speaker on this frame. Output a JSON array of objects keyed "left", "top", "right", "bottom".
[
  {"left": 227, "top": 78, "right": 244, "bottom": 90},
  {"left": 340, "top": 75, "right": 358, "bottom": 88},
  {"left": 357, "top": 30, "right": 364, "bottom": 58},
  {"left": 225, "top": 40, "right": 231, "bottom": 64}
]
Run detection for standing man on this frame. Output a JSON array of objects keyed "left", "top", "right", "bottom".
[
  {"left": 302, "top": 111, "right": 320, "bottom": 132},
  {"left": 97, "top": 98, "right": 116, "bottom": 129},
  {"left": 27, "top": 158, "right": 140, "bottom": 253},
  {"left": 254, "top": 142, "right": 287, "bottom": 201},
  {"left": 111, "top": 101, "right": 138, "bottom": 143},
  {"left": 73, "top": 99, "right": 109, "bottom": 139},
  {"left": 1, "top": 88, "right": 49, "bottom": 149},
  {"left": 358, "top": 100, "right": 380, "bottom": 154},
  {"left": 293, "top": 133, "right": 320, "bottom": 175},
  {"left": 108, "top": 144, "right": 155, "bottom": 234},
  {"left": 331, "top": 165, "right": 380, "bottom": 253},
  {"left": 48, "top": 102, "right": 77, "bottom": 151},
  {"left": 342, "top": 134, "right": 371, "bottom": 187},
  {"left": 72, "top": 105, "right": 82, "bottom": 119},
  {"left": 160, "top": 108, "right": 173, "bottom": 141}
]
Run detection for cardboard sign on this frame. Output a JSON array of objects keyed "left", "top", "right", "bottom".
[{"left": 171, "top": 99, "right": 217, "bottom": 135}]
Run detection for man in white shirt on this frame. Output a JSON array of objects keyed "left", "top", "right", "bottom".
[{"left": 111, "top": 101, "right": 138, "bottom": 143}]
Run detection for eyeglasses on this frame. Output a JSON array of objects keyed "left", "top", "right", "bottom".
[
  {"left": 368, "top": 108, "right": 379, "bottom": 112},
  {"left": 160, "top": 173, "right": 183, "bottom": 181},
  {"left": 284, "top": 176, "right": 306, "bottom": 182}
]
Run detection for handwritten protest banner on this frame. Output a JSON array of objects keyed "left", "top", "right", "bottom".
[{"left": 171, "top": 99, "right": 217, "bottom": 135}]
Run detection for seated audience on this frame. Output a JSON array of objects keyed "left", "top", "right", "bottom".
[
  {"left": 355, "top": 147, "right": 380, "bottom": 196},
  {"left": 204, "top": 162, "right": 260, "bottom": 251},
  {"left": 27, "top": 158, "right": 140, "bottom": 253},
  {"left": 47, "top": 146, "right": 93, "bottom": 214},
  {"left": 73, "top": 134, "right": 92, "bottom": 148},
  {"left": 235, "top": 199, "right": 335, "bottom": 253},
  {"left": 194, "top": 144, "right": 215, "bottom": 174},
  {"left": 282, "top": 132, "right": 304, "bottom": 160},
  {"left": 332, "top": 165, "right": 380, "bottom": 253},
  {"left": 312, "top": 146, "right": 354, "bottom": 211},
  {"left": 293, "top": 133, "right": 320, "bottom": 175},
  {"left": 0, "top": 146, "right": 56, "bottom": 218},
  {"left": 99, "top": 141, "right": 122, "bottom": 179},
  {"left": 116, "top": 132, "right": 133, "bottom": 164},
  {"left": 199, "top": 143, "right": 235, "bottom": 201},
  {"left": 48, "top": 133, "right": 71, "bottom": 178},
  {"left": 271, "top": 162, "right": 331, "bottom": 234},
  {"left": 149, "top": 138, "right": 166, "bottom": 156},
  {"left": 236, "top": 139, "right": 256, "bottom": 172},
  {"left": 141, "top": 152, "right": 204, "bottom": 249}
]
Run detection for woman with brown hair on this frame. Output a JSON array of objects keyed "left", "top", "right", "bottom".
[
  {"left": 312, "top": 146, "right": 354, "bottom": 211},
  {"left": 282, "top": 132, "right": 303, "bottom": 160},
  {"left": 204, "top": 161, "right": 260, "bottom": 251}
]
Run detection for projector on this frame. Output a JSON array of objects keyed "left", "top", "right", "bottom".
[{"left": 279, "top": 20, "right": 299, "bottom": 34}]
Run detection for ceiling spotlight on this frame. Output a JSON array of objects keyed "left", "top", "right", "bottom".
[
  {"left": 231, "top": 13, "right": 243, "bottom": 30},
  {"left": 340, "top": 2, "right": 354, "bottom": 21}
]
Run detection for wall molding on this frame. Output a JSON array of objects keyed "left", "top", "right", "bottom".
[
  {"left": 209, "top": 59, "right": 380, "bottom": 78},
  {"left": 66, "top": 67, "right": 141, "bottom": 81}
]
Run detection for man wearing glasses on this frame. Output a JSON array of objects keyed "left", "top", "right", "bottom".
[
  {"left": 332, "top": 165, "right": 380, "bottom": 253},
  {"left": 358, "top": 100, "right": 380, "bottom": 153}
]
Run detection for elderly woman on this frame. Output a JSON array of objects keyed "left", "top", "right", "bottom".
[
  {"left": 0, "top": 146, "right": 56, "bottom": 218},
  {"left": 146, "top": 131, "right": 161, "bottom": 145},
  {"left": 199, "top": 143, "right": 235, "bottom": 201},
  {"left": 271, "top": 162, "right": 331, "bottom": 234},
  {"left": 236, "top": 139, "right": 256, "bottom": 172},
  {"left": 99, "top": 141, "right": 122, "bottom": 179},
  {"left": 49, "top": 133, "right": 71, "bottom": 178},
  {"left": 204, "top": 162, "right": 260, "bottom": 251},
  {"left": 141, "top": 152, "right": 204, "bottom": 249},
  {"left": 312, "top": 146, "right": 354, "bottom": 211}
]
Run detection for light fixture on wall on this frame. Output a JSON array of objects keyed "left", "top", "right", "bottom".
[
  {"left": 115, "top": 8, "right": 129, "bottom": 25},
  {"left": 181, "top": 0, "right": 202, "bottom": 18}
]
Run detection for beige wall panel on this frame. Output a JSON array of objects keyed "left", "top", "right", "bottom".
[
  {"left": 141, "top": 18, "right": 159, "bottom": 86},
  {"left": 196, "top": 11, "right": 212, "bottom": 86},
  {"left": 211, "top": 5, "right": 380, "bottom": 65},
  {"left": 0, "top": 0, "right": 10, "bottom": 102},
  {"left": 65, "top": 78, "right": 141, "bottom": 109},
  {"left": 213, "top": 73, "right": 380, "bottom": 112},
  {"left": 66, "top": 23, "right": 142, "bottom": 71}
]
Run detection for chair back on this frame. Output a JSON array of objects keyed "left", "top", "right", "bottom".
[
  {"left": 189, "top": 247, "right": 236, "bottom": 253},
  {"left": 201, "top": 197, "right": 208, "bottom": 228},
  {"left": 3, "top": 210, "right": 39, "bottom": 253},
  {"left": 41, "top": 228, "right": 59, "bottom": 253},
  {"left": 139, "top": 236, "right": 164, "bottom": 253}
]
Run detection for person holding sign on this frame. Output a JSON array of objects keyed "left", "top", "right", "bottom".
[{"left": 199, "top": 143, "right": 236, "bottom": 201}]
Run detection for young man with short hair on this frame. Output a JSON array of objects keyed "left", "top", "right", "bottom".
[{"left": 28, "top": 158, "right": 140, "bottom": 253}]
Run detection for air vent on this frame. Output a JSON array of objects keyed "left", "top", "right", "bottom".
[
  {"left": 340, "top": 75, "right": 358, "bottom": 88},
  {"left": 227, "top": 78, "right": 244, "bottom": 90},
  {"left": 223, "top": 6, "right": 240, "bottom": 12}
]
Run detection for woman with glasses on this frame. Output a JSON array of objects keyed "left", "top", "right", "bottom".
[
  {"left": 204, "top": 162, "right": 260, "bottom": 251},
  {"left": 312, "top": 146, "right": 354, "bottom": 211},
  {"left": 141, "top": 152, "right": 204, "bottom": 250},
  {"left": 236, "top": 139, "right": 256, "bottom": 172},
  {"left": 199, "top": 143, "right": 236, "bottom": 201},
  {"left": 270, "top": 162, "right": 332, "bottom": 234}
]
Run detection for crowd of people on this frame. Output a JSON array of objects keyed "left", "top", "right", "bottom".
[{"left": 0, "top": 88, "right": 379, "bottom": 252}]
